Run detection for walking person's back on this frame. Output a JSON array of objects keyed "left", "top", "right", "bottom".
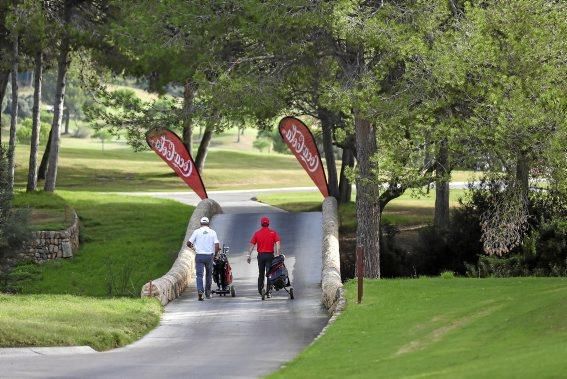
[
  {"left": 187, "top": 217, "right": 220, "bottom": 301},
  {"left": 247, "top": 216, "right": 281, "bottom": 298}
]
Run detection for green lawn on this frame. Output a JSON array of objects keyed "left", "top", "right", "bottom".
[
  {"left": 258, "top": 189, "right": 467, "bottom": 231},
  {"left": 12, "top": 136, "right": 317, "bottom": 192},
  {"left": 10, "top": 191, "right": 192, "bottom": 296},
  {"left": 272, "top": 277, "right": 567, "bottom": 379},
  {"left": 0, "top": 294, "right": 161, "bottom": 351}
]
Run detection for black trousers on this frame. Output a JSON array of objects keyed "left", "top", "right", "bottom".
[{"left": 257, "top": 253, "right": 274, "bottom": 294}]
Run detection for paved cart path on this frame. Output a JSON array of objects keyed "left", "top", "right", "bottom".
[{"left": 0, "top": 197, "right": 329, "bottom": 379}]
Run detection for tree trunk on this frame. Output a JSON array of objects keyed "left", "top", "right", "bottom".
[
  {"left": 236, "top": 126, "right": 241, "bottom": 143},
  {"left": 37, "top": 127, "right": 51, "bottom": 181},
  {"left": 0, "top": 70, "right": 10, "bottom": 144},
  {"left": 318, "top": 107, "right": 339, "bottom": 199},
  {"left": 354, "top": 113, "right": 380, "bottom": 278},
  {"left": 7, "top": 35, "right": 18, "bottom": 191},
  {"left": 182, "top": 79, "right": 197, "bottom": 155},
  {"left": 338, "top": 146, "right": 354, "bottom": 204},
  {"left": 63, "top": 107, "right": 70, "bottom": 134},
  {"left": 27, "top": 51, "right": 43, "bottom": 192},
  {"left": 44, "top": 23, "right": 71, "bottom": 192},
  {"left": 195, "top": 126, "right": 213, "bottom": 173},
  {"left": 434, "top": 138, "right": 450, "bottom": 233},
  {"left": 516, "top": 152, "right": 529, "bottom": 202}
]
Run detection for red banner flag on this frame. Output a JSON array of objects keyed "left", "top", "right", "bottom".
[
  {"left": 278, "top": 117, "right": 329, "bottom": 197},
  {"left": 146, "top": 128, "right": 208, "bottom": 199}
]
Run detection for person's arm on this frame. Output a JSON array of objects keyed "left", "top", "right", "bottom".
[
  {"left": 213, "top": 231, "right": 220, "bottom": 257},
  {"left": 247, "top": 242, "right": 255, "bottom": 263},
  {"left": 186, "top": 231, "right": 197, "bottom": 249},
  {"left": 274, "top": 231, "right": 281, "bottom": 256}
]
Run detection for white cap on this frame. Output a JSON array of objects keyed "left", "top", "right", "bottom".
[{"left": 200, "top": 216, "right": 209, "bottom": 224}]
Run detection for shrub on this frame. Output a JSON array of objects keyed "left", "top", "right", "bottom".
[
  {"left": 414, "top": 183, "right": 567, "bottom": 278},
  {"left": 16, "top": 119, "right": 51, "bottom": 145},
  {"left": 0, "top": 261, "right": 41, "bottom": 293},
  {"left": 3, "top": 95, "right": 33, "bottom": 119},
  {"left": 440, "top": 271, "right": 455, "bottom": 279},
  {"left": 72, "top": 126, "right": 92, "bottom": 138},
  {"left": 253, "top": 137, "right": 271, "bottom": 153},
  {"left": 40, "top": 110, "right": 52, "bottom": 124}
]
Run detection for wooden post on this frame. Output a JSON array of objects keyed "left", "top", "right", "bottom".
[{"left": 356, "top": 245, "right": 364, "bottom": 304}]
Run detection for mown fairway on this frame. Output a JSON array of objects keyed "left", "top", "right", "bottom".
[
  {"left": 13, "top": 135, "right": 316, "bottom": 192},
  {"left": 271, "top": 278, "right": 567, "bottom": 379},
  {"left": 13, "top": 135, "right": 480, "bottom": 192}
]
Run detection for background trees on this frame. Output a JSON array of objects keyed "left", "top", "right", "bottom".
[{"left": 1, "top": 0, "right": 564, "bottom": 278}]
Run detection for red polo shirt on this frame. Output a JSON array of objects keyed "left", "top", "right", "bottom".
[{"left": 250, "top": 227, "right": 281, "bottom": 254}]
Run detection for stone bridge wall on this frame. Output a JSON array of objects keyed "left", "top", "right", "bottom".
[
  {"left": 140, "top": 199, "right": 223, "bottom": 306},
  {"left": 321, "top": 196, "right": 345, "bottom": 316}
]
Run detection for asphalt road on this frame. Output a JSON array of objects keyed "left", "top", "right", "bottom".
[{"left": 0, "top": 198, "right": 329, "bottom": 379}]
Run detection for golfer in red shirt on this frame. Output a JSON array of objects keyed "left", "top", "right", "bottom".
[{"left": 247, "top": 216, "right": 281, "bottom": 298}]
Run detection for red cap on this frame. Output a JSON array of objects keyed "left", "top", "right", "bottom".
[{"left": 261, "top": 216, "right": 270, "bottom": 226}]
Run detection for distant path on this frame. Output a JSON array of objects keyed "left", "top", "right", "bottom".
[
  {"left": 123, "top": 186, "right": 325, "bottom": 210},
  {"left": 0, "top": 194, "right": 329, "bottom": 378},
  {"left": 122, "top": 181, "right": 473, "bottom": 209}
]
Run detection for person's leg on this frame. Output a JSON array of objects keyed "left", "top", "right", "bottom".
[
  {"left": 195, "top": 255, "right": 205, "bottom": 299},
  {"left": 205, "top": 254, "right": 213, "bottom": 298},
  {"left": 257, "top": 254, "right": 267, "bottom": 294}
]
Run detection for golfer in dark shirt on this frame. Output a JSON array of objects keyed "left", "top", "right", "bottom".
[{"left": 247, "top": 216, "right": 280, "bottom": 298}]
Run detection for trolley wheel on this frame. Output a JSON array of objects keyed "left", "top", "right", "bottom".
[
  {"left": 261, "top": 288, "right": 266, "bottom": 301},
  {"left": 230, "top": 286, "right": 236, "bottom": 297},
  {"left": 289, "top": 287, "right": 294, "bottom": 300}
]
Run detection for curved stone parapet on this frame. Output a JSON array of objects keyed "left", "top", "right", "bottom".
[
  {"left": 19, "top": 210, "right": 80, "bottom": 263},
  {"left": 321, "top": 196, "right": 345, "bottom": 315},
  {"left": 141, "top": 199, "right": 223, "bottom": 305}
]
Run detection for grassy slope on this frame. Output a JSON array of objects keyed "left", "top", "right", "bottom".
[
  {"left": 12, "top": 191, "right": 192, "bottom": 296},
  {"left": 0, "top": 295, "right": 161, "bottom": 351},
  {"left": 272, "top": 278, "right": 567, "bottom": 379}
]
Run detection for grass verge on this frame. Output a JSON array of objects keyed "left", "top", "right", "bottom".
[
  {"left": 0, "top": 294, "right": 161, "bottom": 351},
  {"left": 271, "top": 277, "right": 567, "bottom": 379}
]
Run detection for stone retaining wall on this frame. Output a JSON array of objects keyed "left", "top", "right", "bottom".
[
  {"left": 140, "top": 199, "right": 223, "bottom": 305},
  {"left": 321, "top": 196, "right": 345, "bottom": 316},
  {"left": 19, "top": 211, "right": 80, "bottom": 263}
]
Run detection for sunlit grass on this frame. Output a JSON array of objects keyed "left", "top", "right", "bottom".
[
  {"left": 0, "top": 294, "right": 162, "bottom": 351},
  {"left": 271, "top": 278, "right": 567, "bottom": 379},
  {"left": 13, "top": 137, "right": 316, "bottom": 191}
]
